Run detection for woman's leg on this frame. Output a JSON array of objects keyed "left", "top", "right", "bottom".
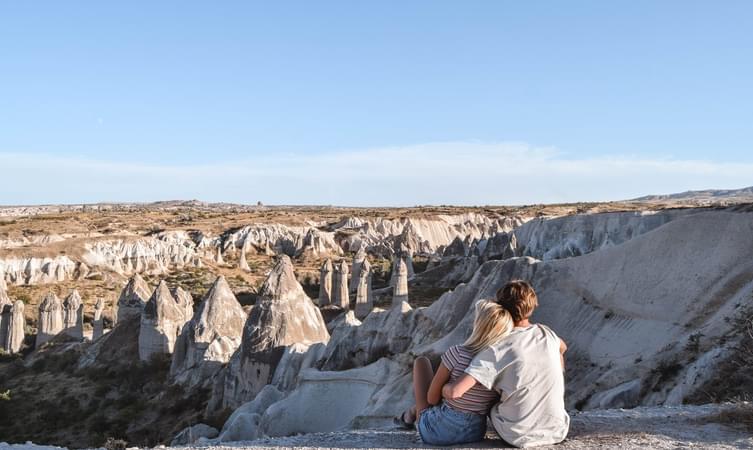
[
  {"left": 413, "top": 356, "right": 434, "bottom": 417},
  {"left": 398, "top": 356, "right": 434, "bottom": 425}
]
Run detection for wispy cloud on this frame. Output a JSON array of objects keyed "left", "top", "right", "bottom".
[{"left": 1, "top": 143, "right": 751, "bottom": 206}]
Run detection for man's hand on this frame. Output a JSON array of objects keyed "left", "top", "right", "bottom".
[{"left": 559, "top": 338, "right": 568, "bottom": 371}]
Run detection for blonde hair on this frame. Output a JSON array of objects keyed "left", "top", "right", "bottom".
[
  {"left": 464, "top": 300, "right": 514, "bottom": 354},
  {"left": 496, "top": 280, "right": 538, "bottom": 322}
]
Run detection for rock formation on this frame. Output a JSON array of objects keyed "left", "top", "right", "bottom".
[
  {"left": 37, "top": 292, "right": 64, "bottom": 347},
  {"left": 170, "top": 424, "right": 219, "bottom": 446},
  {"left": 295, "top": 228, "right": 342, "bottom": 258},
  {"left": 92, "top": 297, "right": 105, "bottom": 340},
  {"left": 318, "top": 259, "right": 333, "bottom": 307},
  {"left": 331, "top": 260, "right": 349, "bottom": 309},
  {"left": 5, "top": 300, "right": 25, "bottom": 353},
  {"left": 0, "top": 276, "right": 9, "bottom": 349},
  {"left": 354, "top": 259, "right": 373, "bottom": 320},
  {"left": 115, "top": 274, "right": 151, "bottom": 323},
  {"left": 348, "top": 248, "right": 366, "bottom": 293},
  {"left": 0, "top": 255, "right": 78, "bottom": 286},
  {"left": 62, "top": 290, "right": 84, "bottom": 340},
  {"left": 171, "top": 276, "right": 246, "bottom": 387},
  {"left": 211, "top": 255, "right": 329, "bottom": 410},
  {"left": 392, "top": 257, "right": 409, "bottom": 307},
  {"left": 215, "top": 247, "right": 225, "bottom": 264},
  {"left": 443, "top": 236, "right": 469, "bottom": 257},
  {"left": 81, "top": 233, "right": 197, "bottom": 276},
  {"left": 171, "top": 286, "right": 195, "bottom": 327},
  {"left": 389, "top": 246, "right": 415, "bottom": 285},
  {"left": 139, "top": 281, "right": 185, "bottom": 361},
  {"left": 240, "top": 209, "right": 753, "bottom": 440},
  {"left": 238, "top": 238, "right": 251, "bottom": 272}
]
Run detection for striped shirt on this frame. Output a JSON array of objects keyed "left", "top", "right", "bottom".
[{"left": 441, "top": 345, "right": 500, "bottom": 415}]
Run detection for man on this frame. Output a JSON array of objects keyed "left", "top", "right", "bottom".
[{"left": 442, "top": 280, "right": 569, "bottom": 447}]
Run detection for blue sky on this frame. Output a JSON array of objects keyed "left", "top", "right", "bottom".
[{"left": 1, "top": 1, "right": 751, "bottom": 205}]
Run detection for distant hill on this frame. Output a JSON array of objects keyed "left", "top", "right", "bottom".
[{"left": 631, "top": 186, "right": 753, "bottom": 203}]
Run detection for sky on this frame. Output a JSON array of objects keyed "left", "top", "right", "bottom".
[{"left": 1, "top": 1, "right": 751, "bottom": 206}]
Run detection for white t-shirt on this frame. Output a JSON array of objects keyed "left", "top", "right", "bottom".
[{"left": 464, "top": 324, "right": 569, "bottom": 448}]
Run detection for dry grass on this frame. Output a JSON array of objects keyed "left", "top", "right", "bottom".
[{"left": 701, "top": 402, "right": 753, "bottom": 433}]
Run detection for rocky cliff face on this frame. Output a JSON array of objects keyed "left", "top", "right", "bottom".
[
  {"left": 0, "top": 256, "right": 79, "bottom": 285},
  {"left": 219, "top": 209, "right": 753, "bottom": 439}
]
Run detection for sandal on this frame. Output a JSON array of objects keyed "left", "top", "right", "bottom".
[{"left": 393, "top": 411, "right": 415, "bottom": 430}]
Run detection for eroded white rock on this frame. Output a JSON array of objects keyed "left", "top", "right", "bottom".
[{"left": 37, "top": 292, "right": 64, "bottom": 347}]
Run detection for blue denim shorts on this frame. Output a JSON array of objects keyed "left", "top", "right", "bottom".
[{"left": 417, "top": 402, "right": 487, "bottom": 446}]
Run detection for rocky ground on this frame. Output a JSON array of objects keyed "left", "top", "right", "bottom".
[{"left": 1, "top": 404, "right": 750, "bottom": 450}]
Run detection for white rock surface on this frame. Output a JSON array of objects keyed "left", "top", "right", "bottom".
[
  {"left": 62, "top": 290, "right": 84, "bottom": 340},
  {"left": 0, "top": 256, "right": 77, "bottom": 285},
  {"left": 211, "top": 256, "right": 329, "bottom": 410},
  {"left": 139, "top": 281, "right": 185, "bottom": 361},
  {"left": 245, "top": 210, "right": 753, "bottom": 438},
  {"left": 115, "top": 274, "right": 151, "bottom": 323},
  {"left": 5, "top": 300, "right": 25, "bottom": 353},
  {"left": 92, "top": 297, "right": 105, "bottom": 341},
  {"left": 318, "top": 258, "right": 332, "bottom": 307},
  {"left": 170, "top": 424, "right": 219, "bottom": 446},
  {"left": 331, "top": 260, "right": 349, "bottom": 309},
  {"left": 217, "top": 385, "right": 284, "bottom": 442},
  {"left": 349, "top": 248, "right": 366, "bottom": 293},
  {"left": 391, "top": 257, "right": 409, "bottom": 307},
  {"left": 171, "top": 276, "right": 246, "bottom": 387},
  {"left": 36, "top": 292, "right": 64, "bottom": 347},
  {"left": 354, "top": 259, "right": 373, "bottom": 320}
]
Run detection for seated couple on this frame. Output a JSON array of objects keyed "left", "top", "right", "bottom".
[{"left": 398, "top": 281, "right": 569, "bottom": 448}]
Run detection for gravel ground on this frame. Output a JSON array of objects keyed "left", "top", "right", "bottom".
[
  {"left": 189, "top": 404, "right": 752, "bottom": 450},
  {"left": 1, "top": 404, "right": 751, "bottom": 450}
]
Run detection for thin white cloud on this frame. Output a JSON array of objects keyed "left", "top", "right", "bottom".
[{"left": 0, "top": 143, "right": 751, "bottom": 206}]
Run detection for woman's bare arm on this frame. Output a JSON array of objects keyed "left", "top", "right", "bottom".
[
  {"left": 441, "top": 373, "right": 478, "bottom": 400},
  {"left": 427, "top": 363, "right": 451, "bottom": 405},
  {"left": 427, "top": 363, "right": 450, "bottom": 405}
]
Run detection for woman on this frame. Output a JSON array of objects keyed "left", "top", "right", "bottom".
[{"left": 397, "top": 300, "right": 513, "bottom": 445}]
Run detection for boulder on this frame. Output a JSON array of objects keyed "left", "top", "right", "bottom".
[
  {"left": 170, "top": 423, "right": 218, "bottom": 446},
  {"left": 318, "top": 259, "right": 333, "bottom": 307},
  {"left": 139, "top": 281, "right": 185, "bottom": 361},
  {"left": 115, "top": 274, "right": 151, "bottom": 323},
  {"left": 170, "top": 276, "right": 246, "bottom": 387},
  {"left": 217, "top": 385, "right": 284, "bottom": 442},
  {"left": 62, "top": 290, "right": 84, "bottom": 340},
  {"left": 37, "top": 292, "right": 64, "bottom": 347}
]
